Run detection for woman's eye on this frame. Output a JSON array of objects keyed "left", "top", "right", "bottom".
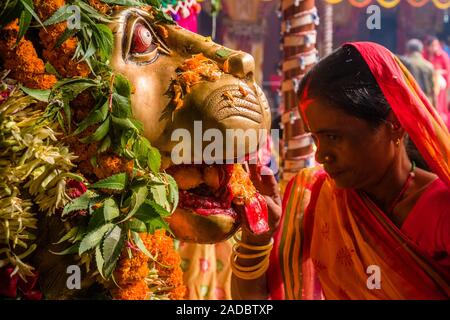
[
  {"left": 326, "top": 134, "right": 339, "bottom": 141},
  {"left": 130, "top": 23, "right": 157, "bottom": 54}
]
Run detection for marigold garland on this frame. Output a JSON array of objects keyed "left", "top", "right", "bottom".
[
  {"left": 0, "top": 21, "right": 57, "bottom": 89},
  {"left": 0, "top": 0, "right": 185, "bottom": 300},
  {"left": 112, "top": 230, "right": 185, "bottom": 300},
  {"left": 34, "top": 0, "right": 90, "bottom": 78}
]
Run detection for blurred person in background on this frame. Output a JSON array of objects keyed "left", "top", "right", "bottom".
[
  {"left": 424, "top": 36, "right": 450, "bottom": 127},
  {"left": 400, "top": 39, "right": 436, "bottom": 107}
]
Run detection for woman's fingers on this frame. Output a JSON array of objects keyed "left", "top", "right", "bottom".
[
  {"left": 248, "top": 164, "right": 281, "bottom": 204},
  {"left": 237, "top": 163, "right": 282, "bottom": 239}
]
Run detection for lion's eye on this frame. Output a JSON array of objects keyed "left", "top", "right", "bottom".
[{"left": 130, "top": 23, "right": 158, "bottom": 54}]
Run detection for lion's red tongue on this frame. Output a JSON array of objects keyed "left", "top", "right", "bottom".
[
  {"left": 243, "top": 192, "right": 269, "bottom": 235},
  {"left": 226, "top": 164, "right": 269, "bottom": 235}
]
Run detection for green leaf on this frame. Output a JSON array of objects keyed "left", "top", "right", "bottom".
[
  {"left": 114, "top": 74, "right": 131, "bottom": 97},
  {"left": 93, "top": 24, "right": 113, "bottom": 61},
  {"left": 150, "top": 184, "right": 168, "bottom": 210},
  {"left": 17, "top": 9, "right": 31, "bottom": 43},
  {"left": 0, "top": 0, "right": 21, "bottom": 28},
  {"left": 62, "top": 192, "right": 91, "bottom": 216},
  {"left": 131, "top": 138, "right": 148, "bottom": 169},
  {"left": 102, "top": 225, "right": 125, "bottom": 278},
  {"left": 52, "top": 78, "right": 99, "bottom": 101},
  {"left": 45, "top": 62, "right": 61, "bottom": 78},
  {"left": 20, "top": 85, "right": 50, "bottom": 102},
  {"left": 146, "top": 215, "right": 171, "bottom": 234},
  {"left": 144, "top": 0, "right": 162, "bottom": 7},
  {"left": 50, "top": 243, "right": 80, "bottom": 255},
  {"left": 111, "top": 116, "right": 142, "bottom": 132},
  {"left": 90, "top": 172, "right": 127, "bottom": 191},
  {"left": 79, "top": 116, "right": 110, "bottom": 143},
  {"left": 119, "top": 183, "right": 148, "bottom": 222},
  {"left": 131, "top": 231, "right": 154, "bottom": 259},
  {"left": 98, "top": 135, "right": 112, "bottom": 153},
  {"left": 53, "top": 226, "right": 79, "bottom": 245},
  {"left": 19, "top": 0, "right": 45, "bottom": 29},
  {"left": 111, "top": 92, "right": 132, "bottom": 118},
  {"left": 100, "top": 0, "right": 143, "bottom": 6},
  {"left": 166, "top": 174, "right": 179, "bottom": 212},
  {"left": 79, "top": 223, "right": 114, "bottom": 255},
  {"left": 78, "top": 39, "right": 96, "bottom": 63},
  {"left": 55, "top": 27, "right": 78, "bottom": 49},
  {"left": 215, "top": 48, "right": 233, "bottom": 59},
  {"left": 103, "top": 198, "right": 120, "bottom": 222},
  {"left": 147, "top": 199, "right": 171, "bottom": 217},
  {"left": 74, "top": 100, "right": 108, "bottom": 135},
  {"left": 147, "top": 145, "right": 161, "bottom": 173},
  {"left": 133, "top": 200, "right": 171, "bottom": 234},
  {"left": 62, "top": 97, "right": 72, "bottom": 132},
  {"left": 73, "top": 226, "right": 87, "bottom": 242},
  {"left": 43, "top": 4, "right": 72, "bottom": 26},
  {"left": 125, "top": 219, "right": 147, "bottom": 233},
  {"left": 87, "top": 207, "right": 106, "bottom": 232},
  {"left": 95, "top": 245, "right": 105, "bottom": 278},
  {"left": 75, "top": 0, "right": 111, "bottom": 24}
]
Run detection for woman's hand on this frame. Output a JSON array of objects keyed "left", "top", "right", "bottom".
[{"left": 239, "top": 163, "right": 282, "bottom": 244}]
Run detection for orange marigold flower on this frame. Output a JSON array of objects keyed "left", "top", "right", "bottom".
[
  {"left": 34, "top": 0, "right": 90, "bottom": 78},
  {"left": 92, "top": 153, "right": 134, "bottom": 180},
  {"left": 142, "top": 230, "right": 186, "bottom": 300},
  {"left": 111, "top": 281, "right": 149, "bottom": 300},
  {"left": 0, "top": 20, "right": 57, "bottom": 89}
]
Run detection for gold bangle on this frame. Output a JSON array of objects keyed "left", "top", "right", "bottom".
[
  {"left": 232, "top": 244, "right": 271, "bottom": 259},
  {"left": 231, "top": 253, "right": 268, "bottom": 272},
  {"left": 233, "top": 234, "right": 274, "bottom": 251},
  {"left": 230, "top": 256, "right": 270, "bottom": 280}
]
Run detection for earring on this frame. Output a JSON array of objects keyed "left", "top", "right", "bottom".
[
  {"left": 395, "top": 138, "right": 401, "bottom": 146},
  {"left": 324, "top": 155, "right": 331, "bottom": 162}
]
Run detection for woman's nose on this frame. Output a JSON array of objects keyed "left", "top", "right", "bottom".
[{"left": 314, "top": 143, "right": 332, "bottom": 165}]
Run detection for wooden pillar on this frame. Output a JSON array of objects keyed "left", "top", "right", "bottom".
[{"left": 279, "top": 0, "right": 318, "bottom": 186}]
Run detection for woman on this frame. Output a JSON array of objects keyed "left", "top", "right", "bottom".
[
  {"left": 424, "top": 36, "right": 450, "bottom": 128},
  {"left": 231, "top": 42, "right": 450, "bottom": 300}
]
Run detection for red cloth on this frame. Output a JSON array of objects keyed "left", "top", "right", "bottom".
[
  {"left": 269, "top": 42, "right": 450, "bottom": 299},
  {"left": 402, "top": 178, "right": 450, "bottom": 270}
]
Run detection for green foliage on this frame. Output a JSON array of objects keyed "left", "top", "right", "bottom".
[
  {"left": 101, "top": 225, "right": 125, "bottom": 278},
  {"left": 79, "top": 222, "right": 114, "bottom": 254},
  {"left": 19, "top": 85, "right": 50, "bottom": 102},
  {"left": 3, "top": 0, "right": 180, "bottom": 281},
  {"left": 0, "top": 0, "right": 45, "bottom": 43},
  {"left": 90, "top": 173, "right": 127, "bottom": 191}
]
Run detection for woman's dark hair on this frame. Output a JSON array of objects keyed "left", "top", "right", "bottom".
[
  {"left": 298, "top": 45, "right": 429, "bottom": 170},
  {"left": 298, "top": 45, "right": 391, "bottom": 128}
]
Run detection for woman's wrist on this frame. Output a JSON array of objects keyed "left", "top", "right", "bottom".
[{"left": 240, "top": 230, "right": 274, "bottom": 246}]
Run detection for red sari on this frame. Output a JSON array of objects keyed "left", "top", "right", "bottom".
[{"left": 268, "top": 42, "right": 450, "bottom": 300}]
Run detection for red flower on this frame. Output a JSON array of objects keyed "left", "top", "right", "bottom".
[
  {"left": 0, "top": 267, "right": 19, "bottom": 298},
  {"left": 0, "top": 266, "right": 42, "bottom": 300},
  {"left": 0, "top": 84, "right": 13, "bottom": 105},
  {"left": 66, "top": 179, "right": 87, "bottom": 199}
]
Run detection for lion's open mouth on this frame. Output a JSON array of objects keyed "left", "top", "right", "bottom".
[
  {"left": 167, "top": 164, "right": 236, "bottom": 215},
  {"left": 167, "top": 162, "right": 269, "bottom": 235}
]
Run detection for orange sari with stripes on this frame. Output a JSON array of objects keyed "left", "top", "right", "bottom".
[{"left": 267, "top": 42, "right": 450, "bottom": 300}]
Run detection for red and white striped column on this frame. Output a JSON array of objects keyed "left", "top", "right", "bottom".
[{"left": 279, "top": 0, "right": 319, "bottom": 187}]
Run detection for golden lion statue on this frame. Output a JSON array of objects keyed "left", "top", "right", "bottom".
[{"left": 0, "top": 0, "right": 270, "bottom": 300}]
